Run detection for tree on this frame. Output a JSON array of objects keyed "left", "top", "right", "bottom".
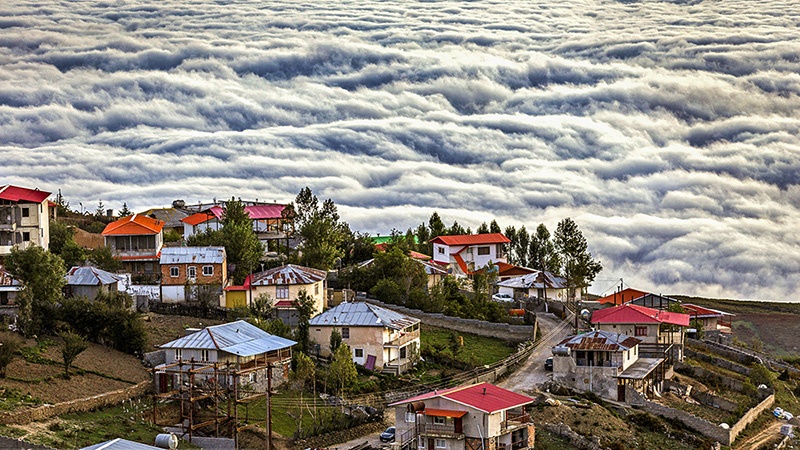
[
  {"left": 118, "top": 202, "right": 132, "bottom": 218},
  {"left": 329, "top": 343, "right": 357, "bottom": 399},
  {"left": 428, "top": 212, "right": 446, "bottom": 239},
  {"left": 90, "top": 246, "right": 122, "bottom": 273},
  {"left": 250, "top": 293, "right": 272, "bottom": 320},
  {"left": 529, "top": 224, "right": 561, "bottom": 273},
  {"left": 0, "top": 333, "right": 22, "bottom": 378},
  {"left": 221, "top": 198, "right": 264, "bottom": 285},
  {"left": 294, "top": 289, "right": 317, "bottom": 355},
  {"left": 448, "top": 221, "right": 466, "bottom": 236},
  {"left": 290, "top": 352, "right": 316, "bottom": 436},
  {"left": 476, "top": 222, "right": 490, "bottom": 234},
  {"left": 60, "top": 331, "right": 88, "bottom": 378},
  {"left": 489, "top": 220, "right": 502, "bottom": 234},
  {"left": 414, "top": 222, "right": 431, "bottom": 255},
  {"left": 554, "top": 218, "right": 603, "bottom": 299},
  {"left": 370, "top": 246, "right": 427, "bottom": 305},
  {"left": 6, "top": 245, "right": 66, "bottom": 335},
  {"left": 340, "top": 230, "right": 375, "bottom": 266},
  {"left": 94, "top": 200, "right": 106, "bottom": 219},
  {"left": 329, "top": 328, "right": 342, "bottom": 354},
  {"left": 49, "top": 220, "right": 86, "bottom": 269}
]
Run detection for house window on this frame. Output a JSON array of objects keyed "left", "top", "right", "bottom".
[
  {"left": 436, "top": 439, "right": 446, "bottom": 448},
  {"left": 354, "top": 348, "right": 364, "bottom": 358},
  {"left": 400, "top": 346, "right": 407, "bottom": 359},
  {"left": 465, "top": 247, "right": 473, "bottom": 254},
  {"left": 175, "top": 349, "right": 182, "bottom": 361},
  {"left": 201, "top": 349, "right": 209, "bottom": 361},
  {"left": 477, "top": 246, "right": 490, "bottom": 256},
  {"left": 405, "top": 412, "right": 416, "bottom": 423},
  {"left": 21, "top": 208, "right": 29, "bottom": 218},
  {"left": 187, "top": 266, "right": 196, "bottom": 279},
  {"left": 250, "top": 373, "right": 256, "bottom": 383},
  {"left": 276, "top": 285, "right": 289, "bottom": 299},
  {"left": 341, "top": 328, "right": 350, "bottom": 339},
  {"left": 433, "top": 416, "right": 445, "bottom": 425},
  {"left": 315, "top": 283, "right": 319, "bottom": 295},
  {"left": 437, "top": 247, "right": 445, "bottom": 254},
  {"left": 22, "top": 232, "right": 30, "bottom": 241},
  {"left": 419, "top": 437, "right": 425, "bottom": 448},
  {"left": 635, "top": 326, "right": 647, "bottom": 337},
  {"left": 202, "top": 266, "right": 213, "bottom": 277},
  {"left": 170, "top": 267, "right": 179, "bottom": 277}
]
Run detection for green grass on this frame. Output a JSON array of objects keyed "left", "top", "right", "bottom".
[
  {"left": 0, "top": 388, "right": 43, "bottom": 411},
  {"left": 233, "top": 389, "right": 329, "bottom": 437},
  {"left": 420, "top": 325, "right": 515, "bottom": 366}
]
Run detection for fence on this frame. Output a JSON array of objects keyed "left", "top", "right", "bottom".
[
  {"left": 0, "top": 381, "right": 151, "bottom": 425},
  {"left": 148, "top": 301, "right": 230, "bottom": 321}
]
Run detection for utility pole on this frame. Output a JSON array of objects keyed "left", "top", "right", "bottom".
[{"left": 267, "top": 364, "right": 273, "bottom": 450}]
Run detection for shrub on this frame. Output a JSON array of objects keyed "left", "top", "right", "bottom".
[
  {"left": 748, "top": 364, "right": 773, "bottom": 388},
  {"left": 0, "top": 333, "right": 22, "bottom": 377}
]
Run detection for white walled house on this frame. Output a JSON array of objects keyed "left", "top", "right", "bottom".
[
  {"left": 64, "top": 266, "right": 123, "bottom": 301},
  {"left": 430, "top": 233, "right": 510, "bottom": 277},
  {"left": 0, "top": 185, "right": 50, "bottom": 255},
  {"left": 496, "top": 270, "right": 572, "bottom": 302}
]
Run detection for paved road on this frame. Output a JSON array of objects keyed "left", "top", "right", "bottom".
[{"left": 499, "top": 312, "right": 573, "bottom": 394}]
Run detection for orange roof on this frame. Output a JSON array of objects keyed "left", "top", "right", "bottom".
[
  {"left": 102, "top": 214, "right": 164, "bottom": 236},
  {"left": 181, "top": 212, "right": 213, "bottom": 226},
  {"left": 424, "top": 408, "right": 468, "bottom": 418},
  {"left": 430, "top": 233, "right": 510, "bottom": 246},
  {"left": 598, "top": 288, "right": 649, "bottom": 305}
]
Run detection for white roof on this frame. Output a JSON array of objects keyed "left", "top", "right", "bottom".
[{"left": 160, "top": 246, "right": 226, "bottom": 265}]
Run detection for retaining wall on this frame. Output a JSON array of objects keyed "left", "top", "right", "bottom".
[
  {"left": 684, "top": 348, "right": 751, "bottom": 377},
  {"left": 365, "top": 299, "right": 535, "bottom": 342},
  {"left": 0, "top": 437, "right": 57, "bottom": 450},
  {"left": 675, "top": 362, "right": 746, "bottom": 392},
  {"left": 0, "top": 380, "right": 151, "bottom": 425}
]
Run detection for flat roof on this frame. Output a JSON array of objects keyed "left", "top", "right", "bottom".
[{"left": 617, "top": 357, "right": 664, "bottom": 380}]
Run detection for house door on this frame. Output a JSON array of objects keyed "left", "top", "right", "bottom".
[
  {"left": 158, "top": 373, "right": 169, "bottom": 393},
  {"left": 454, "top": 417, "right": 463, "bottom": 434},
  {"left": 428, "top": 438, "right": 434, "bottom": 450},
  {"left": 617, "top": 382, "right": 626, "bottom": 402}
]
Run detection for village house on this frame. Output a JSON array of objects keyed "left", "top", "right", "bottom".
[
  {"left": 101, "top": 214, "right": 165, "bottom": 282},
  {"left": 180, "top": 202, "right": 290, "bottom": 251},
  {"left": 225, "top": 264, "right": 326, "bottom": 323},
  {"left": 64, "top": 266, "right": 123, "bottom": 301},
  {"left": 628, "top": 293, "right": 680, "bottom": 310},
  {"left": 552, "top": 330, "right": 673, "bottom": 402},
  {"left": 389, "top": 382, "right": 536, "bottom": 450},
  {"left": 159, "top": 246, "right": 227, "bottom": 304},
  {"left": 139, "top": 205, "right": 190, "bottom": 238},
  {"left": 154, "top": 320, "right": 295, "bottom": 393},
  {"left": 0, "top": 184, "right": 51, "bottom": 256},
  {"left": 591, "top": 303, "right": 690, "bottom": 361},
  {"left": 0, "top": 265, "right": 21, "bottom": 317},
  {"left": 309, "top": 301, "right": 420, "bottom": 374},
  {"left": 681, "top": 303, "right": 734, "bottom": 336},
  {"left": 430, "top": 233, "right": 510, "bottom": 277},
  {"left": 496, "top": 270, "right": 572, "bottom": 302},
  {"left": 597, "top": 288, "right": 650, "bottom": 306}
]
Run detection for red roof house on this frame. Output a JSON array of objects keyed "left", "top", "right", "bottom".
[
  {"left": 430, "top": 233, "right": 511, "bottom": 276},
  {"left": 597, "top": 288, "right": 650, "bottom": 305},
  {"left": 0, "top": 185, "right": 52, "bottom": 254},
  {"left": 591, "top": 303, "right": 689, "bottom": 360},
  {"left": 102, "top": 214, "right": 165, "bottom": 279}
]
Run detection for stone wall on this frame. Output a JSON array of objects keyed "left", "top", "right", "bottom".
[
  {"left": 675, "top": 362, "right": 746, "bottom": 392},
  {"left": 540, "top": 423, "right": 602, "bottom": 450},
  {"left": 365, "top": 299, "right": 536, "bottom": 342},
  {"left": 0, "top": 437, "right": 56, "bottom": 450},
  {"left": 687, "top": 339, "right": 761, "bottom": 366},
  {"left": 729, "top": 393, "right": 775, "bottom": 443},
  {"left": 685, "top": 347, "right": 752, "bottom": 376},
  {"left": 0, "top": 381, "right": 151, "bottom": 425}
]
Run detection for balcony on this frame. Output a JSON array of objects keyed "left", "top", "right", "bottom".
[
  {"left": 503, "top": 411, "right": 531, "bottom": 429},
  {"left": 385, "top": 331, "right": 420, "bottom": 348},
  {"left": 418, "top": 423, "right": 464, "bottom": 439}
]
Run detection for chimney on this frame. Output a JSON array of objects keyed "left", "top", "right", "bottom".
[
  {"left": 483, "top": 387, "right": 487, "bottom": 395},
  {"left": 185, "top": 328, "right": 201, "bottom": 336},
  {"left": 106, "top": 209, "right": 113, "bottom": 217}
]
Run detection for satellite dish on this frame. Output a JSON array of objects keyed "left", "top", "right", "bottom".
[{"left": 580, "top": 309, "right": 591, "bottom": 321}]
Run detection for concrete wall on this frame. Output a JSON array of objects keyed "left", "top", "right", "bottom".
[
  {"left": 365, "top": 299, "right": 535, "bottom": 342},
  {"left": 684, "top": 348, "right": 751, "bottom": 377},
  {"left": 552, "top": 355, "right": 619, "bottom": 400},
  {"left": 0, "top": 381, "right": 150, "bottom": 425}
]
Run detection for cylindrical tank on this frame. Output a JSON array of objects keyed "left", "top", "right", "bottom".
[
  {"left": 552, "top": 345, "right": 571, "bottom": 356},
  {"left": 154, "top": 433, "right": 178, "bottom": 449}
]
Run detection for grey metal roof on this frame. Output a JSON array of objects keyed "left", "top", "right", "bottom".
[
  {"left": 556, "top": 330, "right": 641, "bottom": 352},
  {"left": 139, "top": 207, "right": 190, "bottom": 228},
  {"left": 80, "top": 438, "right": 161, "bottom": 450},
  {"left": 309, "top": 301, "right": 420, "bottom": 330},
  {"left": 159, "top": 320, "right": 296, "bottom": 356},
  {"left": 251, "top": 264, "right": 326, "bottom": 286},
  {"left": 497, "top": 270, "right": 567, "bottom": 289},
  {"left": 65, "top": 266, "right": 122, "bottom": 286},
  {"left": 159, "top": 246, "right": 226, "bottom": 265}
]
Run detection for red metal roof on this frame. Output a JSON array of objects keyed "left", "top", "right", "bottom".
[
  {"left": 598, "top": 288, "right": 650, "bottom": 305},
  {"left": 430, "top": 233, "right": 510, "bottom": 246},
  {"left": 274, "top": 300, "right": 295, "bottom": 308},
  {"left": 591, "top": 303, "right": 690, "bottom": 327},
  {"left": 424, "top": 408, "right": 468, "bottom": 418},
  {"left": 201, "top": 204, "right": 286, "bottom": 221},
  {"left": 102, "top": 214, "right": 164, "bottom": 236},
  {"left": 682, "top": 303, "right": 733, "bottom": 318},
  {"left": 0, "top": 185, "right": 50, "bottom": 203},
  {"left": 389, "top": 382, "right": 534, "bottom": 414},
  {"left": 224, "top": 274, "right": 252, "bottom": 291},
  {"left": 181, "top": 212, "right": 214, "bottom": 226},
  {"left": 453, "top": 254, "right": 470, "bottom": 275}
]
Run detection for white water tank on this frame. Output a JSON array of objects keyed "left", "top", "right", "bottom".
[{"left": 155, "top": 433, "right": 178, "bottom": 449}]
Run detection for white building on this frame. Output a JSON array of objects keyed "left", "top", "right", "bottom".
[
  {"left": 0, "top": 185, "right": 50, "bottom": 256},
  {"left": 430, "top": 233, "right": 510, "bottom": 276}
]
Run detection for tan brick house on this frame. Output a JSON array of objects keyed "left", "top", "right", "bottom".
[{"left": 159, "top": 246, "right": 227, "bottom": 304}]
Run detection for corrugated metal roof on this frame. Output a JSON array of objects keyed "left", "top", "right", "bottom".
[
  {"left": 80, "top": 438, "right": 161, "bottom": 450},
  {"left": 65, "top": 266, "right": 122, "bottom": 286},
  {"left": 430, "top": 233, "right": 510, "bottom": 246},
  {"left": 556, "top": 330, "right": 641, "bottom": 351},
  {"left": 598, "top": 288, "right": 650, "bottom": 305},
  {"left": 251, "top": 264, "right": 326, "bottom": 286},
  {"left": 159, "top": 320, "right": 296, "bottom": 356},
  {"left": 160, "top": 246, "right": 226, "bottom": 264},
  {"left": 203, "top": 204, "right": 286, "bottom": 221},
  {"left": 591, "top": 303, "right": 690, "bottom": 327},
  {"left": 0, "top": 185, "right": 50, "bottom": 203},
  {"left": 139, "top": 208, "right": 190, "bottom": 228},
  {"left": 102, "top": 214, "right": 164, "bottom": 236},
  {"left": 682, "top": 303, "right": 734, "bottom": 318},
  {"left": 309, "top": 301, "right": 419, "bottom": 330},
  {"left": 389, "top": 382, "right": 534, "bottom": 414},
  {"left": 497, "top": 270, "right": 567, "bottom": 289},
  {"left": 181, "top": 212, "right": 213, "bottom": 226}
]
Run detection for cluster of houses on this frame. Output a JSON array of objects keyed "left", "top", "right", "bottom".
[{"left": 1, "top": 183, "right": 739, "bottom": 423}]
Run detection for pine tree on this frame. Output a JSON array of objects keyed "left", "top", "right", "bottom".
[{"left": 554, "top": 218, "right": 602, "bottom": 299}]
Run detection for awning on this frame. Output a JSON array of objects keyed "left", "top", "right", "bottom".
[{"left": 424, "top": 408, "right": 468, "bottom": 418}]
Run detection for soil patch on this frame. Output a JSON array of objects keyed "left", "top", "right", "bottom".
[
  {"left": 1, "top": 372, "right": 131, "bottom": 404},
  {"left": 141, "top": 312, "right": 224, "bottom": 349}
]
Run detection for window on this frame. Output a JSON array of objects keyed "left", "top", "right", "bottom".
[
  {"left": 437, "top": 247, "right": 445, "bottom": 254},
  {"left": 634, "top": 326, "right": 647, "bottom": 337},
  {"left": 405, "top": 412, "right": 416, "bottom": 423},
  {"left": 477, "top": 246, "right": 490, "bottom": 256},
  {"left": 433, "top": 416, "right": 445, "bottom": 425},
  {"left": 276, "top": 285, "right": 289, "bottom": 299},
  {"left": 315, "top": 283, "right": 319, "bottom": 295},
  {"left": 201, "top": 349, "right": 209, "bottom": 362},
  {"left": 354, "top": 348, "right": 364, "bottom": 358},
  {"left": 187, "top": 266, "right": 196, "bottom": 278},
  {"left": 170, "top": 267, "right": 179, "bottom": 277},
  {"left": 436, "top": 439, "right": 446, "bottom": 448},
  {"left": 21, "top": 208, "right": 29, "bottom": 218},
  {"left": 175, "top": 349, "right": 182, "bottom": 361},
  {"left": 250, "top": 373, "right": 256, "bottom": 383},
  {"left": 341, "top": 327, "right": 350, "bottom": 339},
  {"left": 202, "top": 265, "right": 213, "bottom": 277},
  {"left": 22, "top": 232, "right": 30, "bottom": 241},
  {"left": 400, "top": 346, "right": 407, "bottom": 359},
  {"left": 419, "top": 437, "right": 425, "bottom": 448},
  {"left": 465, "top": 247, "right": 473, "bottom": 254}
]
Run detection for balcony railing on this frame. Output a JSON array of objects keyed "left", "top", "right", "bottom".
[
  {"left": 385, "top": 331, "right": 419, "bottom": 347},
  {"left": 418, "top": 423, "right": 463, "bottom": 438}
]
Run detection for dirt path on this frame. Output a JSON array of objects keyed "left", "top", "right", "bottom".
[
  {"left": 734, "top": 419, "right": 782, "bottom": 450},
  {"left": 499, "top": 312, "right": 573, "bottom": 394}
]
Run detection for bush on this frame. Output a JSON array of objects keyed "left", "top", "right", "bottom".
[
  {"left": 748, "top": 364, "right": 773, "bottom": 388},
  {"left": 628, "top": 412, "right": 666, "bottom": 433},
  {"left": 0, "top": 333, "right": 23, "bottom": 377}
]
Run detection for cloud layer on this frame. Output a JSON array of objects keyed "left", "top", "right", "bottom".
[{"left": 2, "top": 0, "right": 799, "bottom": 301}]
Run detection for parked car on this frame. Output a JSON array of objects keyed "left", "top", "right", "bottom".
[
  {"left": 380, "top": 426, "right": 396, "bottom": 443},
  {"left": 492, "top": 292, "right": 514, "bottom": 302},
  {"left": 544, "top": 357, "right": 553, "bottom": 372}
]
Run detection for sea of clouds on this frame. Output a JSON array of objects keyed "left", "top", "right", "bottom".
[{"left": 1, "top": 0, "right": 799, "bottom": 301}]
